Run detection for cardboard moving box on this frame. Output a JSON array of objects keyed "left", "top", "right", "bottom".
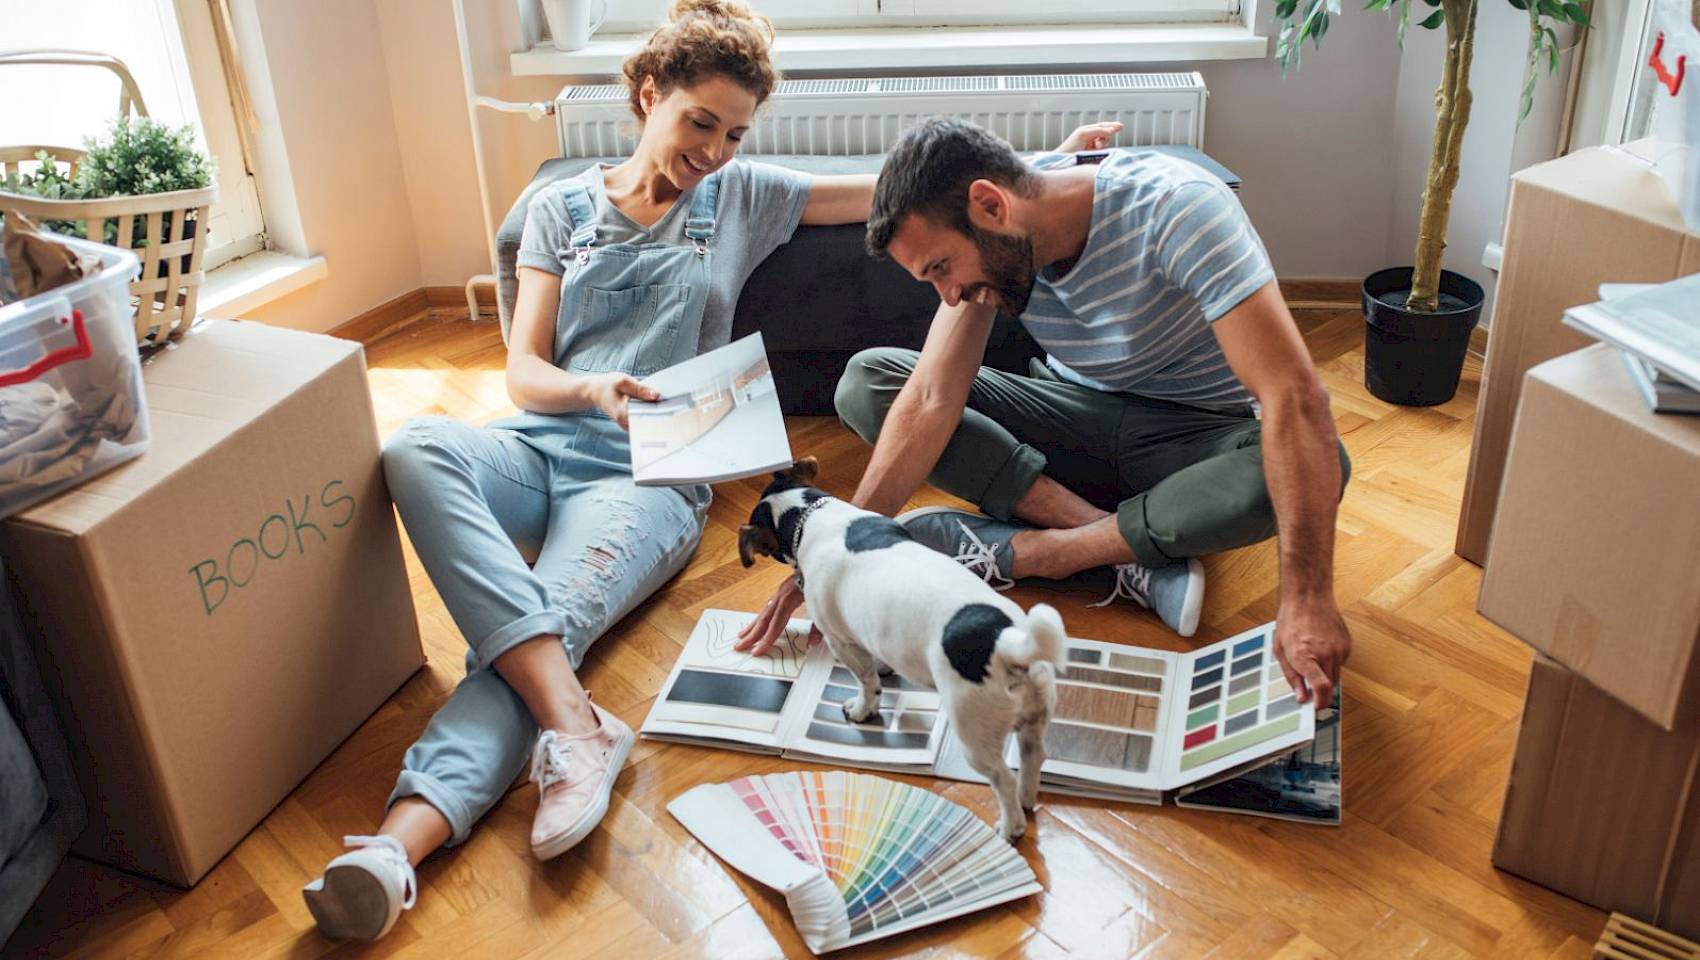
[
  {"left": 0, "top": 320, "right": 423, "bottom": 886},
  {"left": 1495, "top": 655, "right": 1700, "bottom": 940},
  {"left": 1479, "top": 345, "right": 1700, "bottom": 730},
  {"left": 1457, "top": 140, "right": 1700, "bottom": 565}
]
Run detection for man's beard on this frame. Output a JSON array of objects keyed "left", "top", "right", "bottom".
[{"left": 964, "top": 227, "right": 1036, "bottom": 316}]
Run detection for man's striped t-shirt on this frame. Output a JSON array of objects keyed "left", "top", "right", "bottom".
[{"left": 1020, "top": 149, "right": 1275, "bottom": 411}]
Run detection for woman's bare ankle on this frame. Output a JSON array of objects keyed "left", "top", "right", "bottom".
[{"left": 554, "top": 696, "right": 600, "bottom": 736}]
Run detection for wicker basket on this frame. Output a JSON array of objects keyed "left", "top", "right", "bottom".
[{"left": 0, "top": 51, "right": 219, "bottom": 346}]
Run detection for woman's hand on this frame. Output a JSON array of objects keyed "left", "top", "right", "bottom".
[
  {"left": 737, "top": 577, "right": 821, "bottom": 654},
  {"left": 1054, "top": 121, "right": 1124, "bottom": 154},
  {"left": 585, "top": 373, "right": 660, "bottom": 430}
]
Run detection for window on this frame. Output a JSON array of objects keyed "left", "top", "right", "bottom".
[
  {"left": 0, "top": 0, "right": 265, "bottom": 270},
  {"left": 600, "top": 0, "right": 1241, "bottom": 33},
  {"left": 1621, "top": 5, "right": 1665, "bottom": 143}
]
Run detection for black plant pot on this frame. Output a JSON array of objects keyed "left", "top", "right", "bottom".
[{"left": 1361, "top": 267, "right": 1484, "bottom": 406}]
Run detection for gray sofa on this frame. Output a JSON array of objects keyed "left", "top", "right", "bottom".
[
  {"left": 0, "top": 558, "right": 85, "bottom": 948},
  {"left": 494, "top": 149, "right": 1239, "bottom": 415}
]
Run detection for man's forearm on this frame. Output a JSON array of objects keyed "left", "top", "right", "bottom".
[
  {"left": 851, "top": 382, "right": 964, "bottom": 517},
  {"left": 1260, "top": 384, "right": 1343, "bottom": 605}
]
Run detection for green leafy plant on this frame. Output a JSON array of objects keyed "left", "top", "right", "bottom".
[
  {"left": 0, "top": 117, "right": 214, "bottom": 246},
  {"left": 1, "top": 151, "right": 92, "bottom": 238},
  {"left": 76, "top": 115, "right": 215, "bottom": 198},
  {"left": 1273, "top": 0, "right": 1590, "bottom": 312}
]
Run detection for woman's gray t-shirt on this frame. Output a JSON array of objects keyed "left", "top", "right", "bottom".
[{"left": 516, "top": 159, "right": 813, "bottom": 354}]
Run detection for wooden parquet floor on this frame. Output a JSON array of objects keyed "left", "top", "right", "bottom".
[{"left": 9, "top": 306, "right": 1610, "bottom": 959}]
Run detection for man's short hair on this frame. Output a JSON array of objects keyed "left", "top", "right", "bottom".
[{"left": 865, "top": 117, "right": 1038, "bottom": 260}]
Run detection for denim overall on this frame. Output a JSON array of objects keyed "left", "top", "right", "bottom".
[{"left": 379, "top": 174, "right": 720, "bottom": 843}]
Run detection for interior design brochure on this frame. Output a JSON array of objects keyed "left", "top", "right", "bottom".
[
  {"left": 643, "top": 610, "right": 1318, "bottom": 810},
  {"left": 626, "top": 332, "right": 792, "bottom": 486}
]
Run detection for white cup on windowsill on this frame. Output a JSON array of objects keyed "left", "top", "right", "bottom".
[{"left": 543, "top": 0, "right": 607, "bottom": 52}]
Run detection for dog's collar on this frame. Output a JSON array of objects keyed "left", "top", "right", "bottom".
[{"left": 788, "top": 495, "right": 834, "bottom": 588}]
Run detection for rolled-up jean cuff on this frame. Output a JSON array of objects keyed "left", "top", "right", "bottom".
[
  {"left": 474, "top": 610, "right": 569, "bottom": 670},
  {"left": 979, "top": 444, "right": 1047, "bottom": 521},
  {"left": 389, "top": 770, "right": 476, "bottom": 846},
  {"left": 1115, "top": 494, "right": 1173, "bottom": 568}
]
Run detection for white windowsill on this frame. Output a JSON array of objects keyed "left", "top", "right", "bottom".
[
  {"left": 510, "top": 23, "right": 1268, "bottom": 77},
  {"left": 199, "top": 250, "right": 328, "bottom": 320}
]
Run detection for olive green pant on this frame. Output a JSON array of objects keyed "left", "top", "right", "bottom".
[{"left": 832, "top": 347, "right": 1351, "bottom": 568}]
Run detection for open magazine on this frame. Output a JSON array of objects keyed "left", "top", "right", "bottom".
[
  {"left": 626, "top": 332, "right": 792, "bottom": 486},
  {"left": 642, "top": 610, "right": 1318, "bottom": 808}
]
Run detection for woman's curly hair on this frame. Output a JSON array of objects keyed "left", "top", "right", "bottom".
[{"left": 621, "top": 0, "right": 779, "bottom": 123}]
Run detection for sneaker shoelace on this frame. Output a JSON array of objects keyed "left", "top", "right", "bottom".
[
  {"left": 342, "top": 834, "right": 417, "bottom": 909},
  {"left": 952, "top": 520, "right": 1015, "bottom": 592},
  {"left": 1090, "top": 563, "right": 1152, "bottom": 609},
  {"left": 529, "top": 730, "right": 576, "bottom": 794}
]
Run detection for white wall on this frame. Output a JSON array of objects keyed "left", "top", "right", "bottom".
[
  {"left": 235, "top": 0, "right": 423, "bottom": 332},
  {"left": 1193, "top": 2, "right": 1403, "bottom": 280}
]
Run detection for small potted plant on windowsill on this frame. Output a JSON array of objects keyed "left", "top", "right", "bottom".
[{"left": 1274, "top": 0, "right": 1590, "bottom": 406}]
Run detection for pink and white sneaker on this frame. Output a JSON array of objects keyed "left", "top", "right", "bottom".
[{"left": 528, "top": 698, "right": 634, "bottom": 860}]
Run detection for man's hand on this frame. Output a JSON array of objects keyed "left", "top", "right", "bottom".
[
  {"left": 736, "top": 577, "right": 822, "bottom": 654},
  {"left": 1272, "top": 600, "right": 1350, "bottom": 707},
  {"left": 1054, "top": 121, "right": 1124, "bottom": 153}
]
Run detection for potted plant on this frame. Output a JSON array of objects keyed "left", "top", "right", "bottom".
[
  {"left": 1273, "top": 0, "right": 1591, "bottom": 405},
  {"left": 2, "top": 115, "right": 219, "bottom": 344},
  {"left": 3, "top": 117, "right": 215, "bottom": 267}
]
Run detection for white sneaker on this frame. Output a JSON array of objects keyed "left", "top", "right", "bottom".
[{"left": 302, "top": 834, "right": 418, "bottom": 941}]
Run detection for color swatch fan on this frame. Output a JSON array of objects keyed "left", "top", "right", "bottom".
[{"left": 668, "top": 771, "right": 1041, "bottom": 953}]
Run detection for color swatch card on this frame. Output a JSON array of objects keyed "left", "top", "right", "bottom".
[
  {"left": 668, "top": 770, "right": 1042, "bottom": 953},
  {"left": 1176, "top": 686, "right": 1341, "bottom": 824},
  {"left": 1024, "top": 622, "right": 1316, "bottom": 800},
  {"left": 642, "top": 610, "right": 948, "bottom": 769}
]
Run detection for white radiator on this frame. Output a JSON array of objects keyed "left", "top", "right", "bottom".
[{"left": 553, "top": 72, "right": 1207, "bottom": 158}]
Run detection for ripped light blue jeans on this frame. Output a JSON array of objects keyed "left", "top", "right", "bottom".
[{"left": 381, "top": 415, "right": 706, "bottom": 844}]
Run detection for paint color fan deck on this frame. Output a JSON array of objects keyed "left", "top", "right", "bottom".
[{"left": 667, "top": 771, "right": 1042, "bottom": 953}]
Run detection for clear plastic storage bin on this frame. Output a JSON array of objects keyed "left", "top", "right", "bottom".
[{"left": 0, "top": 234, "right": 148, "bottom": 519}]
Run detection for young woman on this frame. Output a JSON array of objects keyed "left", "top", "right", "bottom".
[{"left": 302, "top": 0, "right": 1112, "bottom": 940}]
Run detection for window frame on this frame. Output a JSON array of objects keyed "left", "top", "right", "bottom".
[
  {"left": 166, "top": 0, "right": 268, "bottom": 270},
  {"left": 600, "top": 0, "right": 1242, "bottom": 33}
]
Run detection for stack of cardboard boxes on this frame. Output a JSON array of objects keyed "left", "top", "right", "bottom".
[
  {"left": 0, "top": 320, "right": 422, "bottom": 886},
  {"left": 1470, "top": 145, "right": 1700, "bottom": 938}
]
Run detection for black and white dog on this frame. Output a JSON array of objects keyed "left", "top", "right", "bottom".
[{"left": 738, "top": 458, "right": 1063, "bottom": 842}]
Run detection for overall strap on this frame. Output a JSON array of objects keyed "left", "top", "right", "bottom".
[
  {"left": 683, "top": 171, "right": 722, "bottom": 252},
  {"left": 560, "top": 182, "right": 598, "bottom": 262}
]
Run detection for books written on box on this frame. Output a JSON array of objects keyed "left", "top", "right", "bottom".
[
  {"left": 1564, "top": 274, "right": 1700, "bottom": 408},
  {"left": 641, "top": 610, "right": 1317, "bottom": 806},
  {"left": 626, "top": 332, "right": 792, "bottom": 486},
  {"left": 668, "top": 770, "right": 1041, "bottom": 953}
]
